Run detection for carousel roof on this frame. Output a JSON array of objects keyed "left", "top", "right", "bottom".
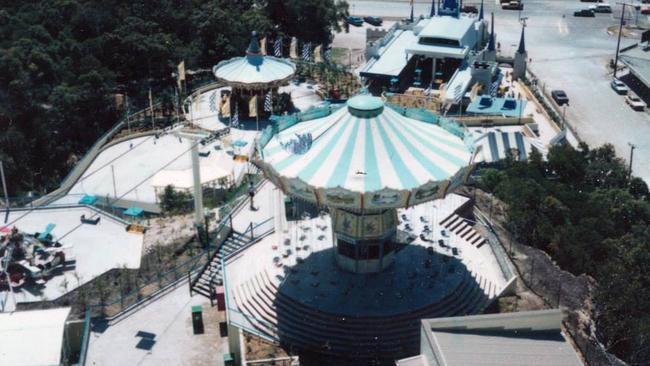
[
  {"left": 258, "top": 95, "right": 472, "bottom": 208},
  {"left": 213, "top": 31, "right": 296, "bottom": 89}
]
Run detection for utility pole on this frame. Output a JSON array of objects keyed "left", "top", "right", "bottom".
[
  {"left": 628, "top": 142, "right": 636, "bottom": 181},
  {"left": 614, "top": 2, "right": 630, "bottom": 79}
]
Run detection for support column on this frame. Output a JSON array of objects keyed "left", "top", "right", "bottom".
[
  {"left": 431, "top": 58, "right": 437, "bottom": 85},
  {"left": 191, "top": 141, "right": 204, "bottom": 229}
]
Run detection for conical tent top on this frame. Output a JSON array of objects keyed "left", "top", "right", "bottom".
[
  {"left": 517, "top": 25, "right": 526, "bottom": 54},
  {"left": 247, "top": 31, "right": 261, "bottom": 55},
  {"left": 487, "top": 12, "right": 495, "bottom": 51}
]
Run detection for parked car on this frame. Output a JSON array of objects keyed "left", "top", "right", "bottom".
[
  {"left": 588, "top": 4, "right": 612, "bottom": 13},
  {"left": 610, "top": 79, "right": 630, "bottom": 94},
  {"left": 551, "top": 90, "right": 570, "bottom": 106},
  {"left": 462, "top": 5, "right": 478, "bottom": 13},
  {"left": 347, "top": 16, "right": 364, "bottom": 27},
  {"left": 626, "top": 92, "right": 647, "bottom": 111},
  {"left": 363, "top": 16, "right": 383, "bottom": 26},
  {"left": 502, "top": 1, "right": 524, "bottom": 10},
  {"left": 574, "top": 9, "right": 595, "bottom": 17}
]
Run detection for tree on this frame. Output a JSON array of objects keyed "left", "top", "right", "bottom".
[
  {"left": 266, "top": 0, "right": 349, "bottom": 44},
  {"left": 159, "top": 185, "right": 192, "bottom": 216},
  {"left": 479, "top": 142, "right": 650, "bottom": 364}
]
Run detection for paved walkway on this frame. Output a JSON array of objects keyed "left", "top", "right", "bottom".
[
  {"left": 86, "top": 283, "right": 228, "bottom": 366},
  {"left": 231, "top": 180, "right": 276, "bottom": 234}
]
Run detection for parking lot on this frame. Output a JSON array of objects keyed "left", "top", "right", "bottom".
[{"left": 343, "top": 0, "right": 650, "bottom": 182}]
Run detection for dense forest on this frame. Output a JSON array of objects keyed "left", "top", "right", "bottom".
[
  {"left": 480, "top": 144, "right": 650, "bottom": 364},
  {"left": 0, "top": 0, "right": 348, "bottom": 196}
]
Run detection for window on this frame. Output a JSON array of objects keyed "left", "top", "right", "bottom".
[{"left": 418, "top": 37, "right": 460, "bottom": 47}]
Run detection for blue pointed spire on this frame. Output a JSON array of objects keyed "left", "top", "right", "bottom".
[
  {"left": 440, "top": 0, "right": 459, "bottom": 17},
  {"left": 479, "top": 0, "right": 484, "bottom": 20},
  {"left": 410, "top": 2, "right": 414, "bottom": 22},
  {"left": 487, "top": 12, "right": 495, "bottom": 51},
  {"left": 430, "top": 0, "right": 436, "bottom": 17},
  {"left": 247, "top": 31, "right": 261, "bottom": 55},
  {"left": 517, "top": 25, "right": 526, "bottom": 54}
]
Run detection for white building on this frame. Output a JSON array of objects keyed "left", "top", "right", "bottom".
[{"left": 396, "top": 309, "right": 585, "bottom": 366}]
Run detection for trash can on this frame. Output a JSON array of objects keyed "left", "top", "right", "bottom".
[
  {"left": 191, "top": 305, "right": 204, "bottom": 334},
  {"left": 216, "top": 286, "right": 225, "bottom": 311}
]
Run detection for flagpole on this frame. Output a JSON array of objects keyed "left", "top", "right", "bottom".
[
  {"left": 149, "top": 86, "right": 155, "bottom": 130},
  {"left": 256, "top": 89, "right": 260, "bottom": 131}
]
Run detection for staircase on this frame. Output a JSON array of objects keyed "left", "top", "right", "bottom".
[
  {"left": 439, "top": 214, "right": 486, "bottom": 248},
  {"left": 191, "top": 231, "right": 251, "bottom": 299}
]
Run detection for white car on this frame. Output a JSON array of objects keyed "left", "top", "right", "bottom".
[
  {"left": 610, "top": 79, "right": 629, "bottom": 95},
  {"left": 626, "top": 92, "right": 647, "bottom": 111}
]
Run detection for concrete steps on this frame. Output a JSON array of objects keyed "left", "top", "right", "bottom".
[{"left": 191, "top": 231, "right": 251, "bottom": 299}]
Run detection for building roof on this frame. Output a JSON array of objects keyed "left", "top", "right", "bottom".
[
  {"left": 361, "top": 29, "right": 418, "bottom": 78},
  {"left": 620, "top": 43, "right": 650, "bottom": 87},
  {"left": 466, "top": 96, "right": 527, "bottom": 117},
  {"left": 420, "top": 310, "right": 584, "bottom": 366},
  {"left": 418, "top": 15, "right": 477, "bottom": 42},
  {"left": 396, "top": 355, "right": 428, "bottom": 366},
  {"left": 406, "top": 43, "right": 469, "bottom": 59},
  {"left": 258, "top": 96, "right": 471, "bottom": 209},
  {"left": 0, "top": 307, "right": 70, "bottom": 366}
]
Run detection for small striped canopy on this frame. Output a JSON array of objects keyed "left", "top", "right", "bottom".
[
  {"left": 213, "top": 55, "right": 296, "bottom": 89},
  {"left": 260, "top": 97, "right": 471, "bottom": 208}
]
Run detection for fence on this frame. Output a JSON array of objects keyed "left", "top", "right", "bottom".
[
  {"left": 473, "top": 207, "right": 519, "bottom": 295},
  {"left": 523, "top": 69, "right": 583, "bottom": 144},
  {"left": 84, "top": 178, "right": 268, "bottom": 320}
]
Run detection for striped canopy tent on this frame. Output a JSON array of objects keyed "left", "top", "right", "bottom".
[
  {"left": 213, "top": 31, "right": 296, "bottom": 90},
  {"left": 256, "top": 95, "right": 473, "bottom": 210}
]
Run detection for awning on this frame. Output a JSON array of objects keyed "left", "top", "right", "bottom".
[
  {"left": 78, "top": 195, "right": 98, "bottom": 205},
  {"left": 123, "top": 207, "right": 144, "bottom": 217}
]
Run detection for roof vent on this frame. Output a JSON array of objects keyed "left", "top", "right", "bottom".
[{"left": 347, "top": 95, "right": 384, "bottom": 118}]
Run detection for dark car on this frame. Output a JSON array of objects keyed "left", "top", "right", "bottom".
[
  {"left": 551, "top": 90, "right": 570, "bottom": 106},
  {"left": 347, "top": 16, "right": 364, "bottom": 27},
  {"left": 363, "top": 16, "right": 383, "bottom": 26},
  {"left": 462, "top": 5, "right": 478, "bottom": 13},
  {"left": 574, "top": 9, "right": 595, "bottom": 17}
]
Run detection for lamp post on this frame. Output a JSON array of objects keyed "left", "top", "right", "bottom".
[{"left": 628, "top": 142, "right": 636, "bottom": 181}]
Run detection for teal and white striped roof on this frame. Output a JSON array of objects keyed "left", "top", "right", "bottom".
[
  {"left": 213, "top": 55, "right": 296, "bottom": 89},
  {"left": 261, "top": 96, "right": 471, "bottom": 194}
]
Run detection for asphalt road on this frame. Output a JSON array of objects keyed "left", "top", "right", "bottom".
[{"left": 341, "top": 0, "right": 650, "bottom": 183}]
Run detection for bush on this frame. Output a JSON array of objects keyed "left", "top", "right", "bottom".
[{"left": 159, "top": 185, "right": 193, "bottom": 216}]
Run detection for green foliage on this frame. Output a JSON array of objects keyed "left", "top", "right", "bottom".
[
  {"left": 0, "top": 0, "right": 349, "bottom": 196},
  {"left": 480, "top": 143, "right": 650, "bottom": 362},
  {"left": 159, "top": 185, "right": 192, "bottom": 216},
  {"left": 266, "top": 0, "right": 349, "bottom": 44}
]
